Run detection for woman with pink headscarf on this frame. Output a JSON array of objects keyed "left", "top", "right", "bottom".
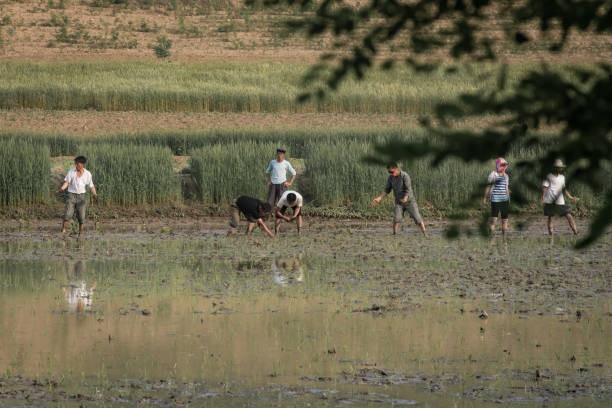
[{"left": 483, "top": 158, "right": 510, "bottom": 236}]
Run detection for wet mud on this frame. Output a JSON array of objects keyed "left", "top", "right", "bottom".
[{"left": 0, "top": 217, "right": 610, "bottom": 407}]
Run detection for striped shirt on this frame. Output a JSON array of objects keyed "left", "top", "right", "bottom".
[{"left": 487, "top": 171, "right": 509, "bottom": 202}]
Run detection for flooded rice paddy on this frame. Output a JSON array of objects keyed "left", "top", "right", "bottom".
[{"left": 0, "top": 218, "right": 610, "bottom": 407}]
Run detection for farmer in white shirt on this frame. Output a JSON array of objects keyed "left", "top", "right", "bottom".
[
  {"left": 542, "top": 159, "right": 578, "bottom": 235},
  {"left": 60, "top": 156, "right": 97, "bottom": 238},
  {"left": 265, "top": 147, "right": 296, "bottom": 207},
  {"left": 275, "top": 190, "right": 303, "bottom": 234}
]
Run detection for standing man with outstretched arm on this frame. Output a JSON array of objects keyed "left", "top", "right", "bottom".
[
  {"left": 265, "top": 147, "right": 296, "bottom": 207},
  {"left": 60, "top": 155, "right": 97, "bottom": 239},
  {"left": 371, "top": 163, "right": 426, "bottom": 236}
]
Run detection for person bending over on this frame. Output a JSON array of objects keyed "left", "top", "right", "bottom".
[
  {"left": 275, "top": 190, "right": 303, "bottom": 234},
  {"left": 228, "top": 195, "right": 274, "bottom": 238}
]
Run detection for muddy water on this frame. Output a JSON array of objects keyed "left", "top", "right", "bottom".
[{"left": 0, "top": 222, "right": 610, "bottom": 407}]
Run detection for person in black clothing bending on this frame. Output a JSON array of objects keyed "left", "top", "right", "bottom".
[{"left": 228, "top": 196, "right": 274, "bottom": 238}]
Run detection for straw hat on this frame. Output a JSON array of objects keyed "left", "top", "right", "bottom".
[{"left": 553, "top": 159, "right": 566, "bottom": 168}]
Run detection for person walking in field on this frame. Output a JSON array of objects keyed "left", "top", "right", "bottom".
[
  {"left": 483, "top": 157, "right": 510, "bottom": 236},
  {"left": 60, "top": 156, "right": 97, "bottom": 239},
  {"left": 228, "top": 195, "right": 274, "bottom": 238},
  {"left": 275, "top": 190, "right": 303, "bottom": 235},
  {"left": 371, "top": 163, "right": 426, "bottom": 236},
  {"left": 265, "top": 147, "right": 296, "bottom": 207},
  {"left": 542, "top": 159, "right": 579, "bottom": 235}
]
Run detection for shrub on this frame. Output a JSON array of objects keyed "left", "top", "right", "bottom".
[{"left": 153, "top": 35, "right": 172, "bottom": 58}]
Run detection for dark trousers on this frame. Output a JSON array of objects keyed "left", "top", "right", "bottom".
[{"left": 267, "top": 183, "right": 286, "bottom": 207}]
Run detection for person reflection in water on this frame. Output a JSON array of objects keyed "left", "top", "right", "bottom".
[
  {"left": 272, "top": 255, "right": 304, "bottom": 287},
  {"left": 61, "top": 260, "right": 96, "bottom": 313}
]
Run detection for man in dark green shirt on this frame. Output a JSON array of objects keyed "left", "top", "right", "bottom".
[{"left": 371, "top": 163, "right": 426, "bottom": 236}]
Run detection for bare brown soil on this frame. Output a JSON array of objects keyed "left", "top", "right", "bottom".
[
  {"left": 0, "top": 1, "right": 609, "bottom": 63},
  {"left": 0, "top": 110, "right": 418, "bottom": 135},
  {"left": 0, "top": 1, "right": 322, "bottom": 63}
]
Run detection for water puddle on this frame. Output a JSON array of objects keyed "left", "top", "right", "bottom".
[{"left": 0, "top": 230, "right": 610, "bottom": 406}]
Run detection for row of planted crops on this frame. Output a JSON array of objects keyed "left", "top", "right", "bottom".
[{"left": 0, "top": 130, "right": 606, "bottom": 216}]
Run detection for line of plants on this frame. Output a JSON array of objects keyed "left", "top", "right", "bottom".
[
  {"left": 0, "top": 137, "right": 50, "bottom": 206},
  {"left": 0, "top": 61, "right": 515, "bottom": 114},
  {"left": 0, "top": 128, "right": 401, "bottom": 156},
  {"left": 80, "top": 143, "right": 180, "bottom": 206},
  {"left": 0, "top": 133, "right": 607, "bottom": 214},
  {"left": 190, "top": 141, "right": 276, "bottom": 203}
]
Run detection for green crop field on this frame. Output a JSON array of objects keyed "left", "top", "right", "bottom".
[
  {"left": 1, "top": 130, "right": 606, "bottom": 216},
  {"left": 0, "top": 61, "right": 537, "bottom": 114}
]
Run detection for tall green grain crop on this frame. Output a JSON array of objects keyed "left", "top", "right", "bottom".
[
  {"left": 82, "top": 144, "right": 179, "bottom": 205},
  {"left": 190, "top": 142, "right": 276, "bottom": 204},
  {"left": 0, "top": 138, "right": 50, "bottom": 205}
]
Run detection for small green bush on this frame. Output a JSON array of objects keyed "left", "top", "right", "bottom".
[{"left": 153, "top": 35, "right": 172, "bottom": 58}]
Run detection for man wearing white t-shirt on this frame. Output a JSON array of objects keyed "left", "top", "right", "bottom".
[
  {"left": 60, "top": 156, "right": 97, "bottom": 238},
  {"left": 542, "top": 159, "right": 578, "bottom": 235},
  {"left": 275, "top": 190, "right": 303, "bottom": 234}
]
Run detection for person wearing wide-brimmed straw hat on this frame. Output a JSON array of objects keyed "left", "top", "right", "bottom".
[
  {"left": 483, "top": 157, "right": 510, "bottom": 236},
  {"left": 542, "top": 159, "right": 579, "bottom": 235}
]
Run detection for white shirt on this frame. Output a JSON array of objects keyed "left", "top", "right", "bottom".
[
  {"left": 64, "top": 168, "right": 94, "bottom": 194},
  {"left": 265, "top": 159, "right": 296, "bottom": 184},
  {"left": 543, "top": 173, "right": 566, "bottom": 205},
  {"left": 277, "top": 190, "right": 303, "bottom": 208}
]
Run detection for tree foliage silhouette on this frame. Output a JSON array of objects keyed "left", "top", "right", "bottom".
[{"left": 248, "top": 0, "right": 611, "bottom": 247}]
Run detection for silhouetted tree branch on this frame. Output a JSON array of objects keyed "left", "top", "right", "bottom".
[{"left": 248, "top": 0, "right": 612, "bottom": 246}]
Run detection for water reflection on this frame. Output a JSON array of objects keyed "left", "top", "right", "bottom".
[
  {"left": 0, "top": 235, "right": 610, "bottom": 407},
  {"left": 61, "top": 260, "right": 96, "bottom": 313},
  {"left": 272, "top": 255, "right": 304, "bottom": 287}
]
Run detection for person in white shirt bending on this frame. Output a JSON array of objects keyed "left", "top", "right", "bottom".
[
  {"left": 275, "top": 190, "right": 303, "bottom": 235},
  {"left": 60, "top": 156, "right": 97, "bottom": 238},
  {"left": 542, "top": 159, "right": 578, "bottom": 236},
  {"left": 265, "top": 147, "right": 296, "bottom": 207}
]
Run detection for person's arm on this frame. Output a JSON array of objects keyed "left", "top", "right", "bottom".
[
  {"left": 400, "top": 173, "right": 411, "bottom": 203},
  {"left": 541, "top": 186, "right": 548, "bottom": 204},
  {"left": 276, "top": 206, "right": 290, "bottom": 222},
  {"left": 265, "top": 161, "right": 273, "bottom": 185},
  {"left": 564, "top": 188, "right": 579, "bottom": 201},
  {"left": 483, "top": 171, "right": 495, "bottom": 204},
  {"left": 88, "top": 174, "right": 97, "bottom": 199},
  {"left": 372, "top": 177, "right": 392, "bottom": 205},
  {"left": 285, "top": 174, "right": 296, "bottom": 187},
  {"left": 371, "top": 191, "right": 387, "bottom": 205},
  {"left": 284, "top": 162, "right": 296, "bottom": 187},
  {"left": 290, "top": 206, "right": 302, "bottom": 220},
  {"left": 483, "top": 185, "right": 491, "bottom": 204},
  {"left": 60, "top": 171, "right": 70, "bottom": 191},
  {"left": 257, "top": 218, "right": 275, "bottom": 238}
]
